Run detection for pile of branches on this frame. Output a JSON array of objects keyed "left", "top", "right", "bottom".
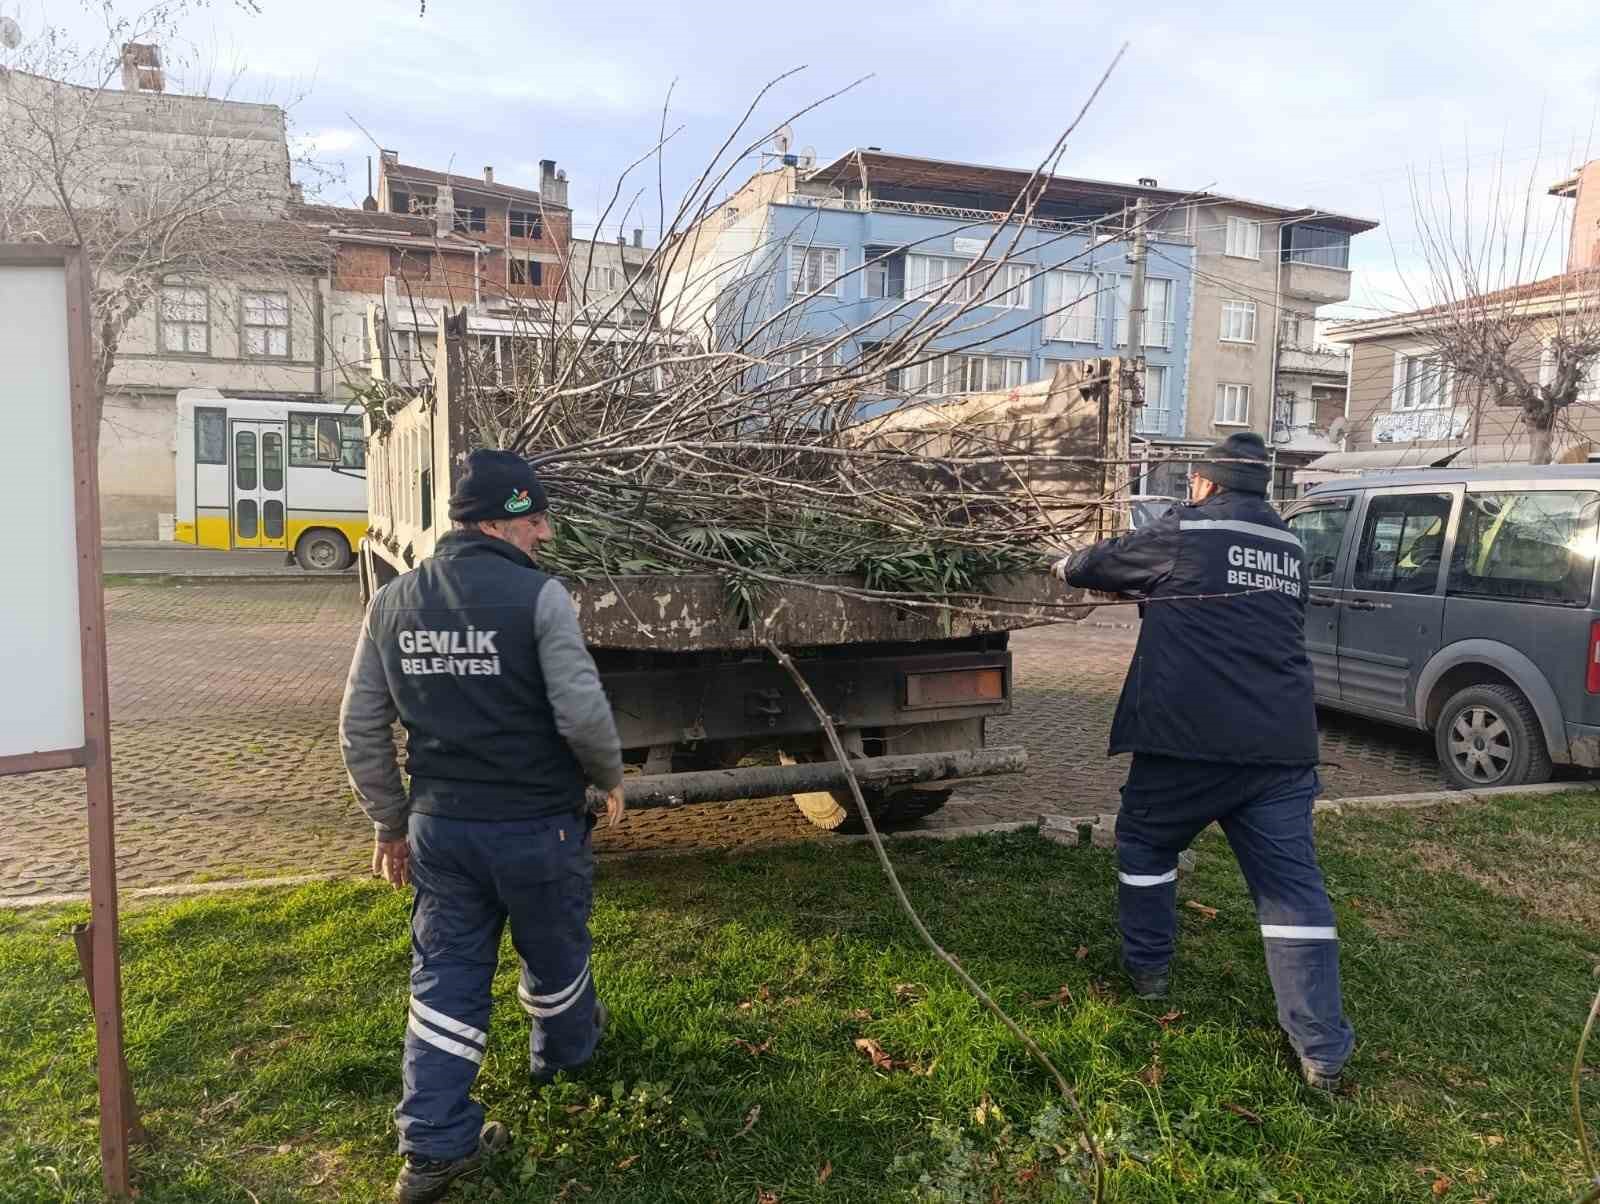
[{"left": 366, "top": 63, "right": 1161, "bottom": 614}]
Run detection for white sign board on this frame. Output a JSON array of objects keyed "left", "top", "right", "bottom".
[
  {"left": 1373, "top": 405, "right": 1471, "bottom": 445},
  {"left": 952, "top": 236, "right": 989, "bottom": 257},
  {"left": 0, "top": 262, "right": 85, "bottom": 757}
]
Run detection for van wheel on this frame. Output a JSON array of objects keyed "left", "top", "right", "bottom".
[
  {"left": 295, "top": 529, "right": 352, "bottom": 572},
  {"left": 1434, "top": 683, "right": 1552, "bottom": 790}
]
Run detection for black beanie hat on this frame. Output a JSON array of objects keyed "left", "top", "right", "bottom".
[
  {"left": 448, "top": 449, "right": 549, "bottom": 523},
  {"left": 1194, "top": 431, "right": 1270, "bottom": 495}
]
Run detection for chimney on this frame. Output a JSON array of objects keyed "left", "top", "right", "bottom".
[
  {"left": 632, "top": 228, "right": 643, "bottom": 248},
  {"left": 119, "top": 43, "right": 164, "bottom": 93},
  {"left": 380, "top": 149, "right": 399, "bottom": 168},
  {"left": 435, "top": 183, "right": 454, "bottom": 239},
  {"left": 539, "top": 159, "right": 569, "bottom": 208},
  {"left": 484, "top": 166, "right": 494, "bottom": 185},
  {"left": 362, "top": 156, "right": 378, "bottom": 210}
]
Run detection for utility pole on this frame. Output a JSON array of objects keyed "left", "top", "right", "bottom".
[{"left": 1116, "top": 196, "right": 1149, "bottom": 525}]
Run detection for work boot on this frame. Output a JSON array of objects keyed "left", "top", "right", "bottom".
[
  {"left": 1300, "top": 1059, "right": 1342, "bottom": 1093},
  {"left": 1120, "top": 957, "right": 1170, "bottom": 1001},
  {"left": 393, "top": 1121, "right": 509, "bottom": 1204}
]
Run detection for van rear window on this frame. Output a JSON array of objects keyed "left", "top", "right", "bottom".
[{"left": 1448, "top": 490, "right": 1600, "bottom": 606}]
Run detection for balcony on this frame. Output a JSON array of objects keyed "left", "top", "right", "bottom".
[
  {"left": 1278, "top": 343, "right": 1350, "bottom": 379},
  {"left": 1282, "top": 259, "right": 1352, "bottom": 304}
]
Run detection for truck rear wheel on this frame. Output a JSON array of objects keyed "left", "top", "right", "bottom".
[{"left": 796, "top": 784, "right": 954, "bottom": 834}]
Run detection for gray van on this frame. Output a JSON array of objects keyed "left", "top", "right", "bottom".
[{"left": 1283, "top": 466, "right": 1600, "bottom": 790}]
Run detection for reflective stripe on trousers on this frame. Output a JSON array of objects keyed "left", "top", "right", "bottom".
[
  {"left": 1114, "top": 766, "right": 1354, "bottom": 1073},
  {"left": 397, "top": 810, "right": 602, "bottom": 1160}
]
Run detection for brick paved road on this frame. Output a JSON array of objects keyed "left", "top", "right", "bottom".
[{"left": 0, "top": 580, "right": 1454, "bottom": 898}]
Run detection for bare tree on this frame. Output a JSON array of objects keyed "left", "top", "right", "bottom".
[
  {"left": 1403, "top": 155, "right": 1600, "bottom": 464},
  {"left": 0, "top": 2, "right": 329, "bottom": 425}
]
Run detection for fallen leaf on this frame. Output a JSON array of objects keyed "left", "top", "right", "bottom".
[
  {"left": 1184, "top": 900, "right": 1219, "bottom": 920},
  {"left": 1221, "top": 1101, "right": 1262, "bottom": 1125},
  {"left": 1138, "top": 1061, "right": 1165, "bottom": 1087},
  {"left": 616, "top": 1154, "right": 640, "bottom": 1170},
  {"left": 1032, "top": 984, "right": 1075, "bottom": 1008},
  {"left": 1155, "top": 1010, "right": 1185, "bottom": 1029},
  {"left": 853, "top": 1036, "right": 907, "bottom": 1072},
  {"left": 894, "top": 983, "right": 925, "bottom": 1003},
  {"left": 1432, "top": 1176, "right": 1453, "bottom": 1197},
  {"left": 1482, "top": 1135, "right": 1504, "bottom": 1148},
  {"left": 758, "top": 984, "right": 771, "bottom": 1001},
  {"left": 756, "top": 1191, "right": 780, "bottom": 1204},
  {"left": 1075, "top": 945, "right": 1089, "bottom": 960},
  {"left": 848, "top": 1008, "right": 874, "bottom": 1023},
  {"left": 1017, "top": 1166, "right": 1040, "bottom": 1185},
  {"left": 736, "top": 1104, "right": 762, "bottom": 1138},
  {"left": 817, "top": 1161, "right": 833, "bottom": 1184},
  {"left": 974, "top": 1093, "right": 998, "bottom": 1126},
  {"left": 732, "top": 1037, "right": 772, "bottom": 1056}
]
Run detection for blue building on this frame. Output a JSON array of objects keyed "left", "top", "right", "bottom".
[{"left": 662, "top": 151, "right": 1196, "bottom": 437}]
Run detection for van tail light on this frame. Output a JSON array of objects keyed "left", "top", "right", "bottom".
[{"left": 1588, "top": 621, "right": 1600, "bottom": 694}]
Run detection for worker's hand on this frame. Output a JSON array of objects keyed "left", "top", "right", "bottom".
[
  {"left": 373, "top": 835, "right": 411, "bottom": 888},
  {"left": 604, "top": 783, "right": 626, "bottom": 829},
  {"left": 1050, "top": 554, "right": 1075, "bottom": 582}
]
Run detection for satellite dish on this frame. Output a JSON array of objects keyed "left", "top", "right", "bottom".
[
  {"left": 797, "top": 146, "right": 816, "bottom": 169},
  {"left": 0, "top": 17, "right": 22, "bottom": 50},
  {"left": 772, "top": 124, "right": 794, "bottom": 156}
]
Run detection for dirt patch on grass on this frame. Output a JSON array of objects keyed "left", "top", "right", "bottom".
[{"left": 1410, "top": 833, "right": 1600, "bottom": 929}]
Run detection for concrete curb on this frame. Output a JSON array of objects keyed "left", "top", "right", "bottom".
[
  {"left": 5, "top": 782, "right": 1591, "bottom": 910},
  {"left": 106, "top": 573, "right": 355, "bottom": 584}
]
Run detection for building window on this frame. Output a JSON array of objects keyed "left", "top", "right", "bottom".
[
  {"left": 789, "top": 246, "right": 841, "bottom": 297},
  {"left": 391, "top": 249, "right": 432, "bottom": 280},
  {"left": 453, "top": 206, "right": 487, "bottom": 234},
  {"left": 1215, "top": 382, "right": 1251, "bottom": 426},
  {"left": 510, "top": 258, "right": 544, "bottom": 287},
  {"left": 1286, "top": 225, "right": 1351, "bottom": 269},
  {"left": 1044, "top": 270, "right": 1101, "bottom": 343},
  {"left": 194, "top": 407, "right": 226, "bottom": 464},
  {"left": 770, "top": 345, "right": 842, "bottom": 388},
  {"left": 1135, "top": 364, "right": 1169, "bottom": 435},
  {"left": 159, "top": 284, "right": 209, "bottom": 354},
  {"left": 905, "top": 254, "right": 971, "bottom": 303},
  {"left": 1280, "top": 313, "right": 1304, "bottom": 347},
  {"left": 902, "top": 354, "right": 1026, "bottom": 396},
  {"left": 864, "top": 265, "right": 888, "bottom": 299},
  {"left": 986, "top": 263, "right": 1032, "bottom": 309},
  {"left": 1394, "top": 352, "right": 1450, "bottom": 411},
  {"left": 1114, "top": 277, "right": 1174, "bottom": 348},
  {"left": 1225, "top": 216, "right": 1261, "bottom": 259},
  {"left": 1220, "top": 299, "right": 1257, "bottom": 343},
  {"left": 509, "top": 209, "right": 542, "bottom": 239},
  {"left": 242, "top": 290, "right": 290, "bottom": 358},
  {"left": 392, "top": 189, "right": 436, "bottom": 218}
]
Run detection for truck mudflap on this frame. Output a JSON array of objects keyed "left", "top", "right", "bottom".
[{"left": 614, "top": 745, "right": 1028, "bottom": 809}]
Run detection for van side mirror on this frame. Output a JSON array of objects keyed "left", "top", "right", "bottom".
[{"left": 315, "top": 417, "right": 341, "bottom": 463}]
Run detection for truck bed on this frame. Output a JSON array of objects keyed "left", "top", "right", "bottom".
[{"left": 567, "top": 571, "right": 1082, "bottom": 651}]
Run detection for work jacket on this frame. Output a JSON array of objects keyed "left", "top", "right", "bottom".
[{"left": 1064, "top": 490, "right": 1319, "bottom": 766}]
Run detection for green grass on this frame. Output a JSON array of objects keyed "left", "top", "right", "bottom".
[{"left": 2, "top": 793, "right": 1597, "bottom": 1203}]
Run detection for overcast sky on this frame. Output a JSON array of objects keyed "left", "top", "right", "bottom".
[{"left": 19, "top": 0, "right": 1600, "bottom": 317}]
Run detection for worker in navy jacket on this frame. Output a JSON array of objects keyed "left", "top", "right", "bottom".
[
  {"left": 341, "top": 450, "right": 625, "bottom": 1203},
  {"left": 1055, "top": 431, "right": 1353, "bottom": 1092}
]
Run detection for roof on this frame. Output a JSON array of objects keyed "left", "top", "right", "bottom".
[
  {"left": 385, "top": 162, "right": 567, "bottom": 210},
  {"left": 1325, "top": 268, "right": 1600, "bottom": 342},
  {"left": 804, "top": 149, "right": 1378, "bottom": 234}
]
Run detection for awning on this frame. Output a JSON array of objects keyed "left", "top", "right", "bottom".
[{"left": 1292, "top": 445, "right": 1465, "bottom": 484}]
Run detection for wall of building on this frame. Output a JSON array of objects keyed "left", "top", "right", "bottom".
[
  {"left": 749, "top": 201, "right": 1194, "bottom": 422},
  {"left": 1566, "top": 160, "right": 1600, "bottom": 273},
  {"left": 100, "top": 269, "right": 327, "bottom": 538}
]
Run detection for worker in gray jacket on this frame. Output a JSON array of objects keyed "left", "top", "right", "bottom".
[{"left": 340, "top": 449, "right": 624, "bottom": 1204}]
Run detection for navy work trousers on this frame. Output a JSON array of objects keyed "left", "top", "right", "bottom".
[
  {"left": 397, "top": 810, "right": 602, "bottom": 1160},
  {"left": 1114, "top": 756, "right": 1355, "bottom": 1075}
]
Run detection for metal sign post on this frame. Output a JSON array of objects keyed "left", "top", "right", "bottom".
[{"left": 0, "top": 244, "right": 134, "bottom": 1199}]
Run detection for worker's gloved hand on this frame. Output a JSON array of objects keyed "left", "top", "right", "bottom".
[
  {"left": 372, "top": 835, "right": 411, "bottom": 889},
  {"left": 605, "top": 784, "right": 626, "bottom": 829},
  {"left": 1050, "top": 554, "right": 1075, "bottom": 582}
]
